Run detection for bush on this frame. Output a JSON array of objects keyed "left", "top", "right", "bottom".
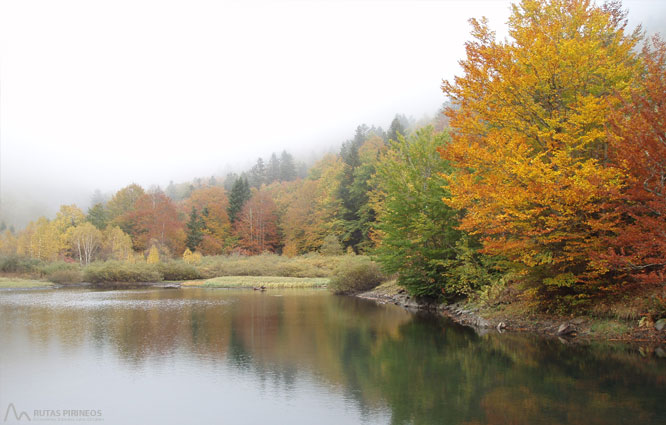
[
  {"left": 84, "top": 261, "right": 162, "bottom": 283},
  {"left": 47, "top": 269, "right": 83, "bottom": 284},
  {"left": 0, "top": 255, "right": 43, "bottom": 274},
  {"left": 157, "top": 261, "right": 201, "bottom": 281},
  {"left": 40, "top": 261, "right": 83, "bottom": 284},
  {"left": 328, "top": 257, "right": 385, "bottom": 295}
]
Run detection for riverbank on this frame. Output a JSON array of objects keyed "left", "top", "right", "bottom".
[
  {"left": 0, "top": 275, "right": 329, "bottom": 290},
  {"left": 182, "top": 276, "right": 328, "bottom": 289},
  {"left": 358, "top": 281, "right": 666, "bottom": 348},
  {"left": 0, "top": 277, "right": 54, "bottom": 289}
]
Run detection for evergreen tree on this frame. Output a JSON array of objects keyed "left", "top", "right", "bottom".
[
  {"left": 279, "top": 150, "right": 297, "bottom": 181},
  {"left": 224, "top": 172, "right": 239, "bottom": 191},
  {"left": 165, "top": 181, "right": 177, "bottom": 199},
  {"left": 387, "top": 114, "right": 409, "bottom": 142},
  {"left": 227, "top": 177, "right": 252, "bottom": 224},
  {"left": 248, "top": 158, "right": 266, "bottom": 188},
  {"left": 266, "top": 153, "right": 280, "bottom": 183},
  {"left": 87, "top": 203, "right": 108, "bottom": 230},
  {"left": 185, "top": 207, "right": 205, "bottom": 251}
]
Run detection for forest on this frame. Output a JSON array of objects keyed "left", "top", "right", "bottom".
[{"left": 1, "top": 0, "right": 665, "bottom": 315}]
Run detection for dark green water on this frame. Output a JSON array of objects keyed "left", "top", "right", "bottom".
[{"left": 0, "top": 288, "right": 664, "bottom": 425}]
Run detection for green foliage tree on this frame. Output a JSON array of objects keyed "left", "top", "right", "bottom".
[{"left": 372, "top": 126, "right": 488, "bottom": 298}]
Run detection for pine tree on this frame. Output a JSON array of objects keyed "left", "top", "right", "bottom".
[
  {"left": 87, "top": 203, "right": 108, "bottom": 230},
  {"left": 279, "top": 150, "right": 297, "bottom": 181},
  {"left": 185, "top": 207, "right": 205, "bottom": 251},
  {"left": 227, "top": 177, "right": 252, "bottom": 224},
  {"left": 266, "top": 153, "right": 280, "bottom": 183},
  {"left": 248, "top": 158, "right": 266, "bottom": 188}
]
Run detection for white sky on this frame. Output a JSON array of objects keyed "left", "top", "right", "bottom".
[{"left": 1, "top": 0, "right": 665, "bottom": 226}]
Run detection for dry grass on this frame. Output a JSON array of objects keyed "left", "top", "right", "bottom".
[
  {"left": 0, "top": 277, "right": 54, "bottom": 289},
  {"left": 182, "top": 276, "right": 329, "bottom": 289}
]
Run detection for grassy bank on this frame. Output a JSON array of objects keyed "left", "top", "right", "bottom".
[
  {"left": 0, "top": 253, "right": 355, "bottom": 285},
  {"left": 183, "top": 276, "right": 329, "bottom": 289},
  {"left": 0, "top": 277, "right": 54, "bottom": 289}
]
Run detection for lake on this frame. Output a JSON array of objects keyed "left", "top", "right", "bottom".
[{"left": 1, "top": 288, "right": 664, "bottom": 425}]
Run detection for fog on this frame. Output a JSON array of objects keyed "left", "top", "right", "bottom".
[{"left": 1, "top": 0, "right": 665, "bottom": 228}]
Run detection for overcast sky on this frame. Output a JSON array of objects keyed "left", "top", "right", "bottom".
[{"left": 1, "top": 0, "right": 665, "bottom": 226}]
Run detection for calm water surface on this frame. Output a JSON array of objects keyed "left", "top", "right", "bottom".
[{"left": 1, "top": 288, "right": 664, "bottom": 425}]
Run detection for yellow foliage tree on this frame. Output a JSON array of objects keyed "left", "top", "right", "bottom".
[
  {"left": 103, "top": 226, "right": 134, "bottom": 261},
  {"left": 16, "top": 217, "right": 61, "bottom": 261},
  {"left": 182, "top": 248, "right": 202, "bottom": 264},
  {"left": 439, "top": 0, "right": 642, "bottom": 288},
  {"left": 146, "top": 245, "right": 160, "bottom": 264}
]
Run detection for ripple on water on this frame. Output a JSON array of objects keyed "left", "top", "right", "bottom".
[{"left": 0, "top": 290, "right": 231, "bottom": 310}]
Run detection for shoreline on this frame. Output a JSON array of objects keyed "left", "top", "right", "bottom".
[{"left": 357, "top": 283, "right": 666, "bottom": 349}]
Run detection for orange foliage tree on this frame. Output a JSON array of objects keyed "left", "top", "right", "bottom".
[
  {"left": 604, "top": 36, "right": 666, "bottom": 284},
  {"left": 439, "top": 0, "right": 641, "bottom": 291},
  {"left": 182, "top": 186, "right": 232, "bottom": 255},
  {"left": 119, "top": 191, "right": 185, "bottom": 256},
  {"left": 234, "top": 189, "right": 280, "bottom": 254}
]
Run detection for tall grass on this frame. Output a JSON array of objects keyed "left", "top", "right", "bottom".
[
  {"left": 1, "top": 253, "right": 356, "bottom": 285},
  {"left": 197, "top": 253, "right": 346, "bottom": 278}
]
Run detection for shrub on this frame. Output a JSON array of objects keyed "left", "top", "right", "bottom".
[
  {"left": 40, "top": 261, "right": 83, "bottom": 284},
  {"left": 47, "top": 269, "right": 84, "bottom": 284},
  {"left": 84, "top": 261, "right": 162, "bottom": 283},
  {"left": 157, "top": 261, "right": 201, "bottom": 281},
  {"left": 0, "top": 255, "right": 43, "bottom": 274},
  {"left": 328, "top": 257, "right": 385, "bottom": 295}
]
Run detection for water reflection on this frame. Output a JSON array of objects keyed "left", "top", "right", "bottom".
[{"left": 0, "top": 288, "right": 664, "bottom": 425}]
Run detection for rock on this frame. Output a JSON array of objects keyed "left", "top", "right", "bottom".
[
  {"left": 655, "top": 318, "right": 666, "bottom": 331},
  {"left": 476, "top": 318, "right": 492, "bottom": 328},
  {"left": 557, "top": 323, "right": 576, "bottom": 336},
  {"left": 571, "top": 317, "right": 586, "bottom": 325},
  {"left": 497, "top": 322, "right": 506, "bottom": 332}
]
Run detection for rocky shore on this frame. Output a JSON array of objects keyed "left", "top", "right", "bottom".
[{"left": 357, "top": 282, "right": 666, "bottom": 349}]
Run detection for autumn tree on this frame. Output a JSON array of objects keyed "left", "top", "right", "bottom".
[
  {"left": 0, "top": 230, "right": 17, "bottom": 255},
  {"left": 183, "top": 186, "right": 233, "bottom": 255},
  {"left": 103, "top": 226, "right": 134, "bottom": 261},
  {"left": 439, "top": 0, "right": 641, "bottom": 294},
  {"left": 16, "top": 217, "right": 61, "bottom": 261},
  {"left": 68, "top": 222, "right": 103, "bottom": 265},
  {"left": 282, "top": 154, "right": 344, "bottom": 255},
  {"left": 235, "top": 189, "right": 280, "bottom": 254},
  {"left": 603, "top": 36, "right": 666, "bottom": 284},
  {"left": 107, "top": 184, "right": 145, "bottom": 227},
  {"left": 120, "top": 191, "right": 185, "bottom": 255}
]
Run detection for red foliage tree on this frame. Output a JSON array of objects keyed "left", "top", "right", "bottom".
[{"left": 604, "top": 36, "right": 666, "bottom": 284}]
